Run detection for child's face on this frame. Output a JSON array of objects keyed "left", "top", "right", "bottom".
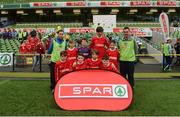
[
  {"left": 92, "top": 53, "right": 98, "bottom": 59},
  {"left": 69, "top": 42, "right": 75, "bottom": 48},
  {"left": 110, "top": 43, "right": 116, "bottom": 49},
  {"left": 81, "top": 40, "right": 87, "bottom": 46},
  {"left": 77, "top": 55, "right": 84, "bottom": 62},
  {"left": 97, "top": 32, "right": 103, "bottom": 37},
  {"left": 102, "top": 59, "right": 109, "bottom": 66},
  {"left": 61, "top": 55, "right": 67, "bottom": 61}
]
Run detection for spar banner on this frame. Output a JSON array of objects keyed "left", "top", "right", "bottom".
[
  {"left": 159, "top": 12, "right": 170, "bottom": 39},
  {"left": 54, "top": 69, "right": 133, "bottom": 111},
  {"left": 0, "top": 53, "right": 13, "bottom": 66},
  {"left": 64, "top": 27, "right": 152, "bottom": 37}
]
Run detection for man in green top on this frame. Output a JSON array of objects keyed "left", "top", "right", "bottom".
[
  {"left": 162, "top": 38, "right": 173, "bottom": 71},
  {"left": 118, "top": 27, "right": 137, "bottom": 89},
  {"left": 47, "top": 26, "right": 66, "bottom": 93}
]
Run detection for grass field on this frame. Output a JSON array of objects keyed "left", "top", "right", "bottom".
[{"left": 0, "top": 79, "right": 180, "bottom": 116}]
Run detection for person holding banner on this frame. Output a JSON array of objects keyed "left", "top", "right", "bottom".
[
  {"left": 48, "top": 26, "right": 66, "bottom": 93},
  {"left": 118, "top": 27, "right": 137, "bottom": 89}
]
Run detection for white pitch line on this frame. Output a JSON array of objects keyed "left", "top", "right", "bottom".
[{"left": 0, "top": 80, "right": 10, "bottom": 85}]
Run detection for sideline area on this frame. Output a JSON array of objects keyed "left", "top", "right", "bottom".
[{"left": 0, "top": 72, "right": 180, "bottom": 79}]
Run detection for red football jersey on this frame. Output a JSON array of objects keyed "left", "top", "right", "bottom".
[
  {"left": 54, "top": 60, "right": 72, "bottom": 82},
  {"left": 106, "top": 48, "right": 119, "bottom": 69},
  {"left": 46, "top": 38, "right": 51, "bottom": 50},
  {"left": 19, "top": 43, "right": 27, "bottom": 54},
  {"left": 36, "top": 42, "right": 45, "bottom": 54},
  {"left": 100, "top": 62, "right": 119, "bottom": 73},
  {"left": 66, "top": 47, "right": 78, "bottom": 63},
  {"left": 25, "top": 42, "right": 32, "bottom": 53},
  {"left": 90, "top": 36, "right": 109, "bottom": 59},
  {"left": 72, "top": 61, "right": 87, "bottom": 70},
  {"left": 86, "top": 58, "right": 101, "bottom": 69}
]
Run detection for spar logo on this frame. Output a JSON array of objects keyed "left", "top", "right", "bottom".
[
  {"left": 0, "top": 54, "right": 11, "bottom": 65},
  {"left": 58, "top": 84, "right": 128, "bottom": 98}
]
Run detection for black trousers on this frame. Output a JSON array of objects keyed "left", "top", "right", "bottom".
[
  {"left": 119, "top": 61, "right": 135, "bottom": 88},
  {"left": 49, "top": 61, "right": 56, "bottom": 90}
]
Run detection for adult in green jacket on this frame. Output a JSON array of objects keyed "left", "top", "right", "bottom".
[{"left": 118, "top": 27, "right": 137, "bottom": 89}]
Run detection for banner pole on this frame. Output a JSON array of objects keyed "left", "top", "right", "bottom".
[
  {"left": 12, "top": 53, "right": 15, "bottom": 72},
  {"left": 39, "top": 54, "right": 42, "bottom": 72}
]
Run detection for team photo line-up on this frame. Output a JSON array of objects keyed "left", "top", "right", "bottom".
[{"left": 46, "top": 26, "right": 136, "bottom": 94}]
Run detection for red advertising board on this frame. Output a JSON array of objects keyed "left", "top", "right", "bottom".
[
  {"left": 130, "top": 1, "right": 151, "bottom": 6},
  {"left": 32, "top": 2, "right": 52, "bottom": 7},
  {"left": 157, "top": 1, "right": 176, "bottom": 6},
  {"left": 100, "top": 1, "right": 121, "bottom": 7},
  {"left": 66, "top": 1, "right": 86, "bottom": 6},
  {"left": 54, "top": 70, "right": 133, "bottom": 111}
]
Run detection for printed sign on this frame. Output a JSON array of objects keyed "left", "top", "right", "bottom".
[
  {"left": 159, "top": 12, "right": 170, "bottom": 39},
  {"left": 58, "top": 84, "right": 128, "bottom": 98},
  {"left": 100, "top": 1, "right": 121, "bottom": 7},
  {"left": 54, "top": 69, "right": 133, "bottom": 111},
  {"left": 0, "top": 53, "right": 13, "bottom": 66}
]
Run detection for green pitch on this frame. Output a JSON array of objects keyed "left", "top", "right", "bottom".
[{"left": 0, "top": 79, "right": 180, "bottom": 116}]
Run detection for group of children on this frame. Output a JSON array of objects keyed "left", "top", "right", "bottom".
[{"left": 54, "top": 38, "right": 119, "bottom": 82}]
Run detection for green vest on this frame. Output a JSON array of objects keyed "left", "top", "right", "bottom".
[
  {"left": 163, "top": 43, "right": 170, "bottom": 56},
  {"left": 18, "top": 32, "right": 23, "bottom": 38},
  {"left": 118, "top": 39, "right": 136, "bottom": 61},
  {"left": 51, "top": 39, "right": 66, "bottom": 62}
]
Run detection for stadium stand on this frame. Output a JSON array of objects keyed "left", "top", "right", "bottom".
[
  {"left": 0, "top": 38, "right": 20, "bottom": 53},
  {"left": 12, "top": 23, "right": 83, "bottom": 28}
]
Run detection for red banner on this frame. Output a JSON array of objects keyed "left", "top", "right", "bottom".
[
  {"left": 32, "top": 2, "right": 52, "bottom": 7},
  {"left": 66, "top": 2, "right": 86, "bottom": 6},
  {"left": 130, "top": 1, "right": 151, "bottom": 6},
  {"left": 68, "top": 28, "right": 95, "bottom": 33},
  {"left": 54, "top": 70, "right": 133, "bottom": 111},
  {"left": 100, "top": 1, "right": 121, "bottom": 6},
  {"left": 157, "top": 1, "right": 176, "bottom": 6}
]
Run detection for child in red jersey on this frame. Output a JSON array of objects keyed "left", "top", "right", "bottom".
[
  {"left": 90, "top": 26, "right": 109, "bottom": 59},
  {"left": 54, "top": 51, "right": 72, "bottom": 82},
  {"left": 106, "top": 40, "right": 119, "bottom": 69},
  {"left": 66, "top": 40, "right": 78, "bottom": 64},
  {"left": 100, "top": 54, "right": 119, "bottom": 73},
  {"left": 72, "top": 53, "right": 87, "bottom": 70},
  {"left": 19, "top": 41, "right": 27, "bottom": 54},
  {"left": 86, "top": 50, "right": 101, "bottom": 69}
]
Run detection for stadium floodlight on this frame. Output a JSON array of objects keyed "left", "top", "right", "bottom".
[
  {"left": 22, "top": 13, "right": 28, "bottom": 15},
  {"left": 53, "top": 9, "right": 61, "bottom": 13},
  {"left": 150, "top": 9, "right": 158, "bottom": 12},
  {"left": 36, "top": 10, "right": 43, "bottom": 14},
  {"left": 130, "top": 9, "right": 138, "bottom": 13},
  {"left": 168, "top": 9, "right": 176, "bottom": 13},
  {"left": 16, "top": 10, "right": 24, "bottom": 14},
  {"left": 111, "top": 8, "right": 119, "bottom": 14},
  {"left": 91, "top": 9, "right": 98, "bottom": 14},
  {"left": 146, "top": 12, "right": 153, "bottom": 14},
  {"left": 73, "top": 9, "right": 81, "bottom": 14},
  {"left": 127, "top": 12, "right": 135, "bottom": 15},
  {"left": 1, "top": 11, "right": 8, "bottom": 14}
]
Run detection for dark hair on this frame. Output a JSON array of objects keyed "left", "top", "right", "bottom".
[
  {"left": 69, "top": 40, "right": 75, "bottom": 44},
  {"left": 96, "top": 26, "right": 104, "bottom": 33},
  {"left": 110, "top": 40, "right": 116, "bottom": 44},
  {"left": 91, "top": 50, "right": 99, "bottom": 55},
  {"left": 78, "top": 53, "right": 85, "bottom": 57},
  {"left": 57, "top": 29, "right": 64, "bottom": 34},
  {"left": 81, "top": 38, "right": 87, "bottom": 43},
  {"left": 102, "top": 54, "right": 109, "bottom": 60},
  {"left": 30, "top": 30, "right": 37, "bottom": 37},
  {"left": 60, "top": 51, "right": 67, "bottom": 57},
  {"left": 123, "top": 27, "right": 130, "bottom": 30}
]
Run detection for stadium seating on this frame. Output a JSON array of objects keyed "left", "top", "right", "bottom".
[
  {"left": 12, "top": 23, "right": 83, "bottom": 28},
  {"left": 0, "top": 39, "right": 20, "bottom": 53}
]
